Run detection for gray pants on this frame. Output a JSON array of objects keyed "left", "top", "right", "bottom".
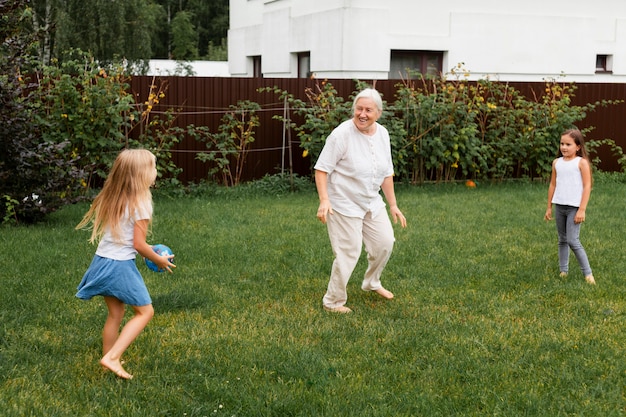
[{"left": 554, "top": 204, "right": 592, "bottom": 276}]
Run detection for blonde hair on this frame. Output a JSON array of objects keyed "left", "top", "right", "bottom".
[{"left": 76, "top": 149, "right": 156, "bottom": 243}]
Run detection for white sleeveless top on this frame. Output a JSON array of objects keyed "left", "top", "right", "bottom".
[{"left": 552, "top": 156, "right": 583, "bottom": 207}]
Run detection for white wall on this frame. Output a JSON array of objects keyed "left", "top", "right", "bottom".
[
  {"left": 145, "top": 60, "right": 230, "bottom": 77},
  {"left": 228, "top": 0, "right": 626, "bottom": 82}
]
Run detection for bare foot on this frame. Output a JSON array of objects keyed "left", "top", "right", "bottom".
[
  {"left": 100, "top": 357, "right": 133, "bottom": 380},
  {"left": 375, "top": 287, "right": 394, "bottom": 300}
]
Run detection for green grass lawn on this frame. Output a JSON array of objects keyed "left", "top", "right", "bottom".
[{"left": 1, "top": 180, "right": 626, "bottom": 416}]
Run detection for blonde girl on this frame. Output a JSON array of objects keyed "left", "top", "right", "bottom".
[
  {"left": 76, "top": 149, "right": 175, "bottom": 379},
  {"left": 544, "top": 128, "right": 595, "bottom": 284}
]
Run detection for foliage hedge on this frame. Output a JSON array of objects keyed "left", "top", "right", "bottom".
[
  {"left": 262, "top": 66, "right": 623, "bottom": 184},
  {"left": 1, "top": 53, "right": 182, "bottom": 224}
]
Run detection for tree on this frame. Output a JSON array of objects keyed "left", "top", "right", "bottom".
[
  {"left": 31, "top": 0, "right": 161, "bottom": 66},
  {"left": 171, "top": 10, "right": 198, "bottom": 60},
  {"left": 152, "top": 0, "right": 228, "bottom": 60},
  {"left": 188, "top": 0, "right": 228, "bottom": 59},
  {"left": 26, "top": 0, "right": 229, "bottom": 63}
]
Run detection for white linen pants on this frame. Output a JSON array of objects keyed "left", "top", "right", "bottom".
[{"left": 322, "top": 210, "right": 395, "bottom": 309}]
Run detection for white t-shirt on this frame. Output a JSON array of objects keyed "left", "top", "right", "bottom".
[
  {"left": 96, "top": 202, "right": 153, "bottom": 261},
  {"left": 314, "top": 119, "right": 394, "bottom": 219},
  {"left": 552, "top": 156, "right": 583, "bottom": 207}
]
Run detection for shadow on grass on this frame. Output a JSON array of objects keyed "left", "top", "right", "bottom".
[{"left": 151, "top": 287, "right": 215, "bottom": 313}]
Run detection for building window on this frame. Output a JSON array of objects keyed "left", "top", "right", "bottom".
[
  {"left": 595, "top": 54, "right": 612, "bottom": 73},
  {"left": 389, "top": 50, "right": 443, "bottom": 79},
  {"left": 297, "top": 52, "right": 311, "bottom": 78},
  {"left": 252, "top": 56, "right": 262, "bottom": 78}
]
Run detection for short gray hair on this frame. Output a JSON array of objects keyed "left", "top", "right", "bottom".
[{"left": 352, "top": 88, "right": 383, "bottom": 113}]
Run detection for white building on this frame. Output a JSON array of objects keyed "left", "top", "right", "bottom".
[
  {"left": 145, "top": 60, "right": 230, "bottom": 77},
  {"left": 228, "top": 0, "right": 626, "bottom": 82}
]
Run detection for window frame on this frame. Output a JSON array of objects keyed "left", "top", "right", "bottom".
[
  {"left": 389, "top": 50, "right": 444, "bottom": 79},
  {"left": 595, "top": 54, "right": 613, "bottom": 74},
  {"left": 297, "top": 52, "right": 311, "bottom": 78},
  {"left": 252, "top": 55, "right": 262, "bottom": 78}
]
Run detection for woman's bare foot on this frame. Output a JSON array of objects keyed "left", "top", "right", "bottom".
[
  {"left": 375, "top": 287, "right": 394, "bottom": 299},
  {"left": 100, "top": 357, "right": 133, "bottom": 380}
]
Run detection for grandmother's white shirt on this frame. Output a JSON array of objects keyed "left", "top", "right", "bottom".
[{"left": 314, "top": 119, "right": 394, "bottom": 219}]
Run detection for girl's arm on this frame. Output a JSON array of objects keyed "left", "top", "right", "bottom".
[
  {"left": 575, "top": 158, "right": 592, "bottom": 224},
  {"left": 133, "top": 219, "right": 175, "bottom": 273},
  {"left": 381, "top": 175, "right": 407, "bottom": 228},
  {"left": 544, "top": 160, "right": 557, "bottom": 221}
]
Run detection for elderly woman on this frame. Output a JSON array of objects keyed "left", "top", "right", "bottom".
[{"left": 314, "top": 88, "right": 407, "bottom": 313}]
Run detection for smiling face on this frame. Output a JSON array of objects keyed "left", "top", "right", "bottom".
[
  {"left": 352, "top": 97, "right": 381, "bottom": 135},
  {"left": 559, "top": 133, "right": 581, "bottom": 160}
]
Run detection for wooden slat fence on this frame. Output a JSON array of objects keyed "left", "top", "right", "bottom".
[{"left": 129, "top": 76, "right": 626, "bottom": 183}]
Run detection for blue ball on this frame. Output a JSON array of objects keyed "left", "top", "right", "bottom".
[{"left": 145, "top": 244, "right": 174, "bottom": 272}]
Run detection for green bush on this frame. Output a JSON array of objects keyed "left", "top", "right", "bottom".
[
  {"left": 1, "top": 51, "right": 183, "bottom": 224},
  {"left": 260, "top": 80, "right": 407, "bottom": 177},
  {"left": 193, "top": 100, "right": 261, "bottom": 186},
  {"left": 1, "top": 1, "right": 85, "bottom": 223},
  {"left": 129, "top": 78, "right": 183, "bottom": 185},
  {"left": 31, "top": 55, "right": 135, "bottom": 180},
  {"left": 392, "top": 66, "right": 621, "bottom": 183},
  {"left": 263, "top": 67, "right": 622, "bottom": 185},
  {"left": 259, "top": 81, "right": 348, "bottom": 174}
]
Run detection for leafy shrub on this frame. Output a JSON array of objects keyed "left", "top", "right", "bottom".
[
  {"left": 173, "top": 173, "right": 314, "bottom": 200},
  {"left": 1, "top": 0, "right": 86, "bottom": 223},
  {"left": 1, "top": 49, "right": 182, "bottom": 224},
  {"left": 31, "top": 55, "right": 135, "bottom": 181},
  {"left": 263, "top": 67, "right": 621, "bottom": 185},
  {"left": 129, "top": 78, "right": 183, "bottom": 185},
  {"left": 393, "top": 66, "right": 621, "bottom": 183},
  {"left": 193, "top": 100, "right": 260, "bottom": 186},
  {"left": 586, "top": 138, "right": 626, "bottom": 173},
  {"left": 241, "top": 172, "right": 315, "bottom": 195},
  {"left": 260, "top": 80, "right": 406, "bottom": 177}
]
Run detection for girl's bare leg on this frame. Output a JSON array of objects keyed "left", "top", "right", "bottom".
[
  {"left": 100, "top": 299, "right": 154, "bottom": 380},
  {"left": 102, "top": 296, "right": 125, "bottom": 356}
]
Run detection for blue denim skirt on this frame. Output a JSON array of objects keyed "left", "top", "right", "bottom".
[{"left": 76, "top": 255, "right": 152, "bottom": 306}]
